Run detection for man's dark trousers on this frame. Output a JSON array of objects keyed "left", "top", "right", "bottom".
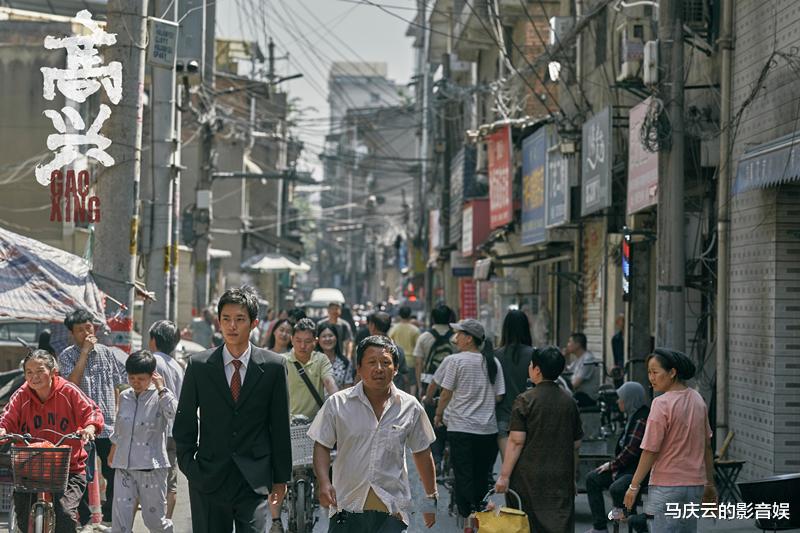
[
  {"left": 188, "top": 468, "right": 270, "bottom": 533},
  {"left": 585, "top": 469, "right": 632, "bottom": 530}
]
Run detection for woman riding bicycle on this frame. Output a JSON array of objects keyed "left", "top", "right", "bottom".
[{"left": 0, "top": 349, "right": 104, "bottom": 533}]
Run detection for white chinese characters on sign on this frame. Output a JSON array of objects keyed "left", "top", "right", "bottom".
[
  {"left": 35, "top": 10, "right": 121, "bottom": 186},
  {"left": 586, "top": 120, "right": 606, "bottom": 171}
]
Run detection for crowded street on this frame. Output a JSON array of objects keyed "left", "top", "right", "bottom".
[{"left": 1, "top": 0, "right": 800, "bottom": 531}]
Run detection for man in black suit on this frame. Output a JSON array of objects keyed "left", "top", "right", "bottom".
[{"left": 174, "top": 287, "right": 291, "bottom": 533}]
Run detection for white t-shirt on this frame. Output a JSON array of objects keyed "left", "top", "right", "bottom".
[{"left": 439, "top": 351, "right": 505, "bottom": 435}]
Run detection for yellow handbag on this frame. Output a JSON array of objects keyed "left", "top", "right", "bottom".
[{"left": 473, "top": 489, "right": 530, "bottom": 533}]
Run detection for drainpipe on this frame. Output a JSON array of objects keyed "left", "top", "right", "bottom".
[{"left": 715, "top": 0, "right": 733, "bottom": 450}]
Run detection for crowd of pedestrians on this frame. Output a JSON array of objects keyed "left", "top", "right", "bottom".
[{"left": 0, "top": 286, "right": 720, "bottom": 533}]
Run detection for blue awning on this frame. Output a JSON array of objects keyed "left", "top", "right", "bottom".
[{"left": 734, "top": 131, "right": 800, "bottom": 195}]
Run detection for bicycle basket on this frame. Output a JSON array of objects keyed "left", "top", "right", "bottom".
[
  {"left": 290, "top": 423, "right": 314, "bottom": 467},
  {"left": 10, "top": 446, "right": 71, "bottom": 493}
]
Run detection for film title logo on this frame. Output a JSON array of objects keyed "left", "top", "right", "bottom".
[{"left": 49, "top": 169, "right": 100, "bottom": 223}]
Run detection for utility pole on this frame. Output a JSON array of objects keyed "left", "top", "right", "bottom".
[
  {"left": 655, "top": 0, "right": 685, "bottom": 350},
  {"left": 715, "top": 0, "right": 734, "bottom": 448},
  {"left": 193, "top": 0, "right": 216, "bottom": 312},
  {"left": 168, "top": 81, "right": 183, "bottom": 323},
  {"left": 94, "top": 0, "right": 149, "bottom": 350},
  {"left": 143, "top": 0, "right": 180, "bottom": 333}
]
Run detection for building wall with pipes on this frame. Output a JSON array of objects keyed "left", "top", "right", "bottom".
[{"left": 727, "top": 0, "right": 800, "bottom": 480}]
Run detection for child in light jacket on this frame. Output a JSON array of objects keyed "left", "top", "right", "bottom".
[{"left": 110, "top": 350, "right": 176, "bottom": 533}]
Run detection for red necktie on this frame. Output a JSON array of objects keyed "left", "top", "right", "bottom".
[{"left": 230, "top": 359, "right": 243, "bottom": 402}]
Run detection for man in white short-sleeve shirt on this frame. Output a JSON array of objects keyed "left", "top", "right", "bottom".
[{"left": 309, "top": 336, "right": 437, "bottom": 532}]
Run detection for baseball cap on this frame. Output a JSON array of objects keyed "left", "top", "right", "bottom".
[{"left": 450, "top": 319, "right": 485, "bottom": 340}]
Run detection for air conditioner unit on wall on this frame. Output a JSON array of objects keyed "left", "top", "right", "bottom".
[
  {"left": 615, "top": 18, "right": 653, "bottom": 82},
  {"left": 643, "top": 40, "right": 658, "bottom": 85}
]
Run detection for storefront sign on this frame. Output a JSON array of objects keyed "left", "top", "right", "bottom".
[
  {"left": 459, "top": 278, "right": 478, "bottom": 319},
  {"left": 627, "top": 98, "right": 659, "bottom": 214},
  {"left": 450, "top": 250, "right": 474, "bottom": 277},
  {"left": 488, "top": 125, "right": 513, "bottom": 228},
  {"left": 521, "top": 128, "right": 547, "bottom": 246},
  {"left": 546, "top": 128, "right": 570, "bottom": 228},
  {"left": 462, "top": 204, "right": 473, "bottom": 256},
  {"left": 581, "top": 107, "right": 613, "bottom": 215},
  {"left": 450, "top": 146, "right": 477, "bottom": 245}
]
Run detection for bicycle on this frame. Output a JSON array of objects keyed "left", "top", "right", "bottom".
[
  {"left": 286, "top": 416, "right": 316, "bottom": 533},
  {"left": 0, "top": 429, "right": 82, "bottom": 533}
]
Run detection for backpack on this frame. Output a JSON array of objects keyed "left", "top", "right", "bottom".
[{"left": 421, "top": 328, "right": 455, "bottom": 383}]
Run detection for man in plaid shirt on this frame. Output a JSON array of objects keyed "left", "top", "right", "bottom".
[
  {"left": 584, "top": 382, "right": 650, "bottom": 533},
  {"left": 58, "top": 309, "right": 127, "bottom": 524}
]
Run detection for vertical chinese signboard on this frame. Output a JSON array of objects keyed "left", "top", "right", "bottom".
[
  {"left": 459, "top": 278, "right": 478, "bottom": 319},
  {"left": 627, "top": 97, "right": 659, "bottom": 214},
  {"left": 546, "top": 126, "right": 570, "bottom": 227},
  {"left": 450, "top": 146, "right": 477, "bottom": 245},
  {"left": 521, "top": 128, "right": 547, "bottom": 246},
  {"left": 488, "top": 125, "right": 513, "bottom": 228},
  {"left": 581, "top": 106, "right": 613, "bottom": 216}
]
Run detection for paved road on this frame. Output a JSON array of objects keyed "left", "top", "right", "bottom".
[{"left": 140, "top": 459, "right": 761, "bottom": 533}]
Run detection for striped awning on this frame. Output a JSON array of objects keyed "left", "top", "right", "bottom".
[{"left": 734, "top": 131, "right": 800, "bottom": 195}]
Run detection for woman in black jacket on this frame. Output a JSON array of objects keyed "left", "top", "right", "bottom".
[{"left": 584, "top": 381, "right": 650, "bottom": 532}]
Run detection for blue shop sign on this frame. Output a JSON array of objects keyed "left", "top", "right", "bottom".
[{"left": 521, "top": 128, "right": 547, "bottom": 246}]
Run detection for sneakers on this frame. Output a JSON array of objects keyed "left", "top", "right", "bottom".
[{"left": 270, "top": 519, "right": 285, "bottom": 533}]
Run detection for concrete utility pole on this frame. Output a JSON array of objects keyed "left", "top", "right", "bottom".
[
  {"left": 169, "top": 83, "right": 183, "bottom": 323},
  {"left": 193, "top": 0, "right": 216, "bottom": 312},
  {"left": 143, "top": 0, "right": 180, "bottom": 333},
  {"left": 655, "top": 0, "right": 685, "bottom": 350},
  {"left": 94, "top": 0, "right": 149, "bottom": 347},
  {"left": 715, "top": 0, "right": 734, "bottom": 448}
]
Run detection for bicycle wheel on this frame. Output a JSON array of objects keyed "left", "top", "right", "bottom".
[
  {"left": 294, "top": 480, "right": 308, "bottom": 533},
  {"left": 7, "top": 496, "right": 15, "bottom": 533}
]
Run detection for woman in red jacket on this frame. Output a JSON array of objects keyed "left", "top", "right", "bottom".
[{"left": 0, "top": 349, "right": 104, "bottom": 533}]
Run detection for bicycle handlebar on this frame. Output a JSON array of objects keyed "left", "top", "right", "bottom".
[{"left": 0, "top": 430, "right": 84, "bottom": 447}]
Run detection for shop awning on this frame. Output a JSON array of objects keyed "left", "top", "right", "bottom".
[
  {"left": 734, "top": 130, "right": 800, "bottom": 194},
  {"left": 241, "top": 253, "right": 310, "bottom": 273}
]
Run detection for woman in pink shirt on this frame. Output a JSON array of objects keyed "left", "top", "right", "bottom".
[{"left": 623, "top": 349, "right": 717, "bottom": 532}]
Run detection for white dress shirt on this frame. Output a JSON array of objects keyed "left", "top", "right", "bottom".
[
  {"left": 222, "top": 344, "right": 251, "bottom": 386},
  {"left": 307, "top": 382, "right": 435, "bottom": 524}
]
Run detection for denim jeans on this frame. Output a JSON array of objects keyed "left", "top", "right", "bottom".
[{"left": 646, "top": 485, "right": 704, "bottom": 533}]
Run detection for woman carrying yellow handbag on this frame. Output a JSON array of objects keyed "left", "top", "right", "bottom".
[{"left": 473, "top": 489, "right": 530, "bottom": 533}]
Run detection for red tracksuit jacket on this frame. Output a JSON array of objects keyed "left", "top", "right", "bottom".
[{"left": 0, "top": 376, "right": 105, "bottom": 474}]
